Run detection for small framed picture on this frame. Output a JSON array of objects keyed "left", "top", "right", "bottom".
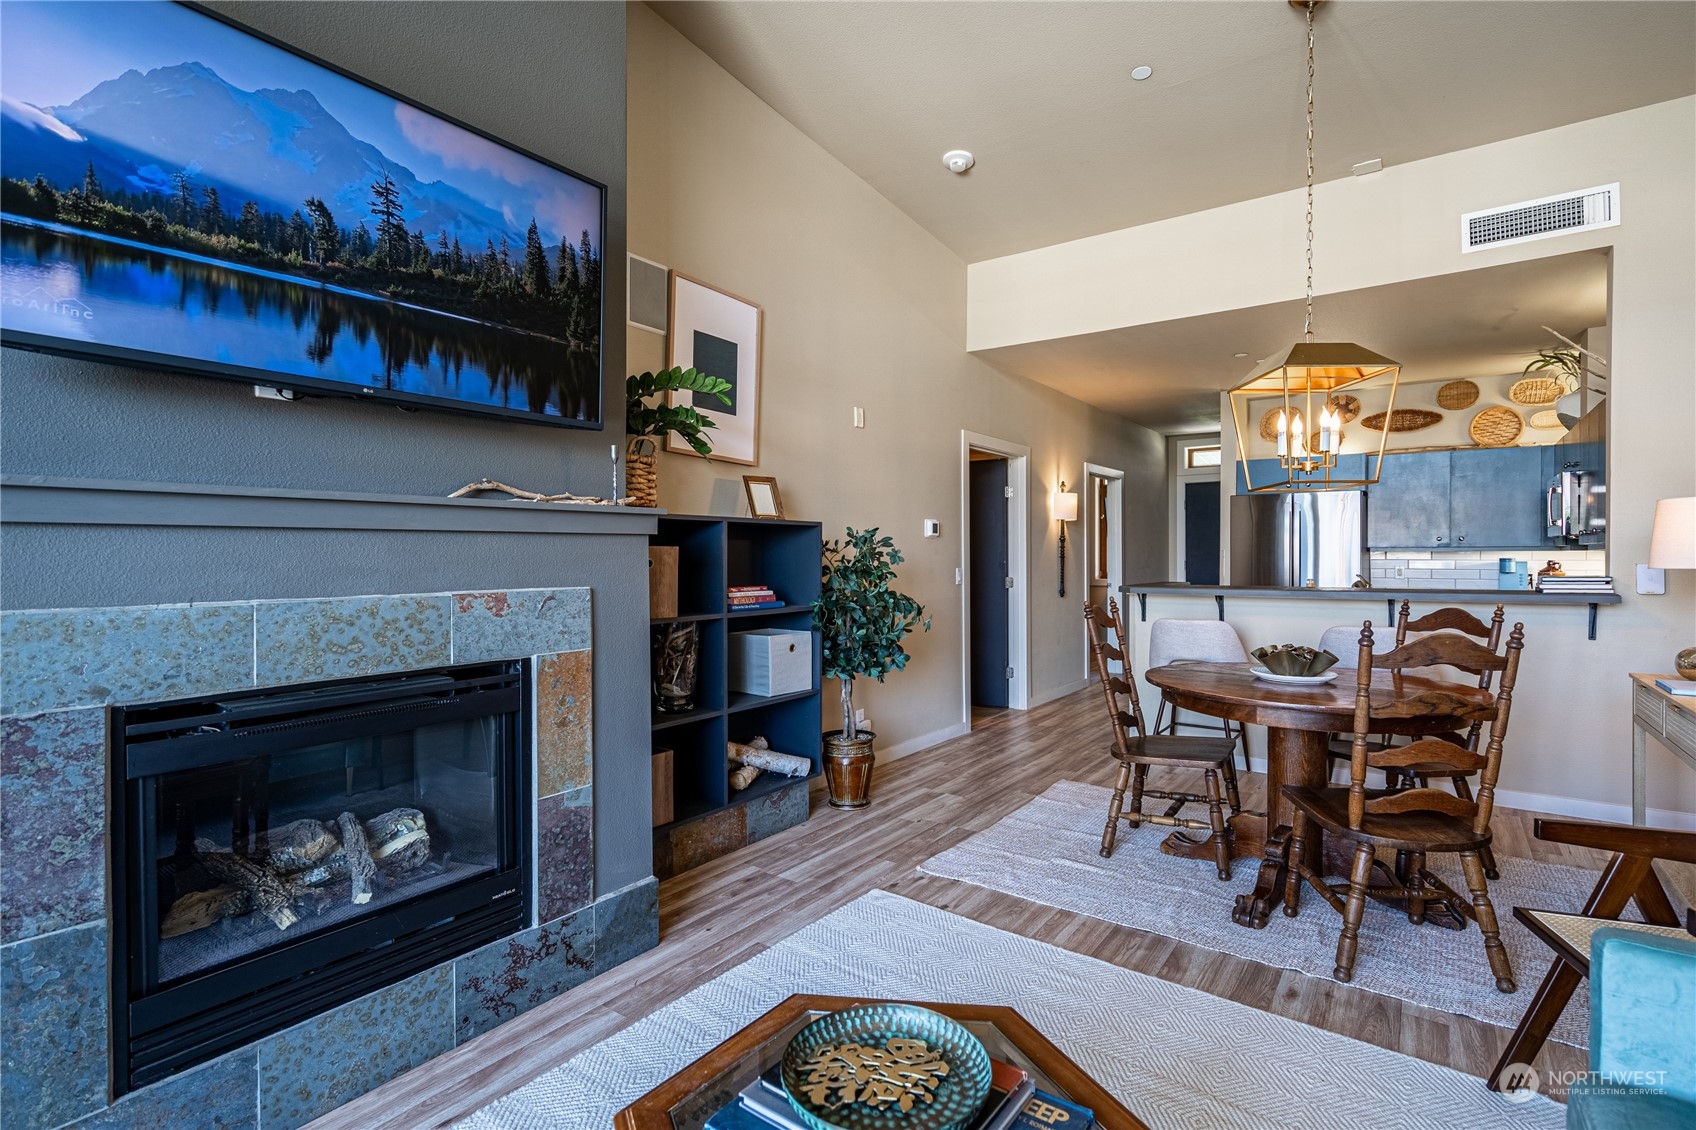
[
  {"left": 743, "top": 476, "right": 784, "bottom": 519},
  {"left": 667, "top": 272, "right": 762, "bottom": 465}
]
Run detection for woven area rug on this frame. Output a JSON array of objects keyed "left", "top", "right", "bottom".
[
  {"left": 456, "top": 890, "right": 1560, "bottom": 1130},
  {"left": 918, "top": 779, "right": 1601, "bottom": 1047}
]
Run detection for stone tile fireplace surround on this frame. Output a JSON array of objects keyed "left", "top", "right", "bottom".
[{"left": 0, "top": 482, "right": 661, "bottom": 1130}]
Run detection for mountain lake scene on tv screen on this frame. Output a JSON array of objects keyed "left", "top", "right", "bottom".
[{"left": 0, "top": 1, "right": 601, "bottom": 423}]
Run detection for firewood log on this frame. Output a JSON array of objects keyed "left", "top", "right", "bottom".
[
  {"left": 194, "top": 837, "right": 299, "bottom": 929},
  {"left": 729, "top": 764, "right": 761, "bottom": 791},
  {"left": 160, "top": 885, "right": 253, "bottom": 938},
  {"left": 259, "top": 819, "right": 338, "bottom": 871},
  {"left": 336, "top": 812, "right": 376, "bottom": 905}
]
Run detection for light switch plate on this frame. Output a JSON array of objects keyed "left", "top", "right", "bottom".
[{"left": 1637, "top": 563, "right": 1666, "bottom": 595}]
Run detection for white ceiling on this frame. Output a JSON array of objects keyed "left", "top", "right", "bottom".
[
  {"left": 651, "top": 1, "right": 1696, "bottom": 262},
  {"left": 648, "top": 2, "right": 1686, "bottom": 433}
]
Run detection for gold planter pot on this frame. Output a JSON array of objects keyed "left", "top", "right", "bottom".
[{"left": 823, "top": 730, "right": 876, "bottom": 809}]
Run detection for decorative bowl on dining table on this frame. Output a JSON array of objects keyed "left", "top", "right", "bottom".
[
  {"left": 1250, "top": 644, "right": 1340, "bottom": 679},
  {"left": 779, "top": 1003, "right": 993, "bottom": 1130}
]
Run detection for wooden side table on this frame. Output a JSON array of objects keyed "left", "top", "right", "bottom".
[{"left": 1630, "top": 673, "right": 1696, "bottom": 825}]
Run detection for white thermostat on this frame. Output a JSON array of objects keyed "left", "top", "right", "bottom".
[{"left": 923, "top": 519, "right": 941, "bottom": 538}]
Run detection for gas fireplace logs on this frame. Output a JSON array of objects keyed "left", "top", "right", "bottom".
[
  {"left": 162, "top": 808, "right": 431, "bottom": 938},
  {"left": 728, "top": 736, "right": 812, "bottom": 778}
]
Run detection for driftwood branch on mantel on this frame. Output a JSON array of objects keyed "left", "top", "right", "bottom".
[{"left": 450, "top": 478, "right": 633, "bottom": 506}]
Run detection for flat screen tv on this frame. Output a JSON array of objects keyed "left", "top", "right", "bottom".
[{"left": 0, "top": 1, "right": 604, "bottom": 428}]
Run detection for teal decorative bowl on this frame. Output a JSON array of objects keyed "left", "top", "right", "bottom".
[{"left": 780, "top": 1004, "right": 993, "bottom": 1130}]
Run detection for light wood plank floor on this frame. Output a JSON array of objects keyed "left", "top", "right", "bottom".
[{"left": 309, "top": 687, "right": 1604, "bottom": 1129}]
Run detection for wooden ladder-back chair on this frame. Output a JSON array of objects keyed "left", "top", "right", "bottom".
[
  {"left": 1324, "top": 600, "right": 1508, "bottom": 878},
  {"left": 1283, "top": 619, "right": 1525, "bottom": 991},
  {"left": 1084, "top": 600, "right": 1241, "bottom": 880}
]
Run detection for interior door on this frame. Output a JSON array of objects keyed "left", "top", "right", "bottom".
[
  {"left": 968, "top": 458, "right": 1010, "bottom": 708},
  {"left": 1184, "top": 481, "right": 1221, "bottom": 584}
]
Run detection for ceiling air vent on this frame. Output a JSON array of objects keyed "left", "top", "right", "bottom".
[{"left": 1461, "top": 183, "right": 1619, "bottom": 253}]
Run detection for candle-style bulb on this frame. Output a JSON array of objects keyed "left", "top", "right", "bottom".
[{"left": 1276, "top": 409, "right": 1289, "bottom": 458}]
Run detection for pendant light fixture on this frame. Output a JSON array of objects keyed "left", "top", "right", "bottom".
[{"left": 1229, "top": 0, "right": 1401, "bottom": 492}]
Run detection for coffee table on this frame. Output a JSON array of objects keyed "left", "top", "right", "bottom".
[{"left": 613, "top": 993, "right": 1146, "bottom": 1129}]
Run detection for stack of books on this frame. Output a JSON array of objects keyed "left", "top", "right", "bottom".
[
  {"left": 1535, "top": 574, "right": 1615, "bottom": 594},
  {"left": 705, "top": 1063, "right": 1094, "bottom": 1130},
  {"left": 729, "top": 585, "right": 785, "bottom": 610}
]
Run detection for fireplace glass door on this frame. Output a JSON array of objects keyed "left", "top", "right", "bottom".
[{"left": 112, "top": 662, "right": 530, "bottom": 1092}]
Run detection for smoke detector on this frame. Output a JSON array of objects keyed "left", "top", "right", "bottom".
[{"left": 942, "top": 149, "right": 975, "bottom": 174}]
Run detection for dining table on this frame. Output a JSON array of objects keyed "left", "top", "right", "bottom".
[{"left": 1143, "top": 660, "right": 1496, "bottom": 929}]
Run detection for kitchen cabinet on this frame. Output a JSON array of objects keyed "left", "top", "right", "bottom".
[
  {"left": 1451, "top": 447, "right": 1549, "bottom": 547},
  {"left": 1365, "top": 447, "right": 1550, "bottom": 549}
]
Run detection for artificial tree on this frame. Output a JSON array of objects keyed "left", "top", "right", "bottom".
[{"left": 812, "top": 527, "right": 930, "bottom": 742}]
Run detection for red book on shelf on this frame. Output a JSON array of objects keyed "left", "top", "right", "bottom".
[{"left": 727, "top": 585, "right": 772, "bottom": 594}]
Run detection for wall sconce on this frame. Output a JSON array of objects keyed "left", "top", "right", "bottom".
[{"left": 1053, "top": 481, "right": 1079, "bottom": 597}]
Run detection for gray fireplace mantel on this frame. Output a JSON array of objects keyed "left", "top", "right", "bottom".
[{"left": 0, "top": 476, "right": 662, "bottom": 536}]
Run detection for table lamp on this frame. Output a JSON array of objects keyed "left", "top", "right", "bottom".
[{"left": 1648, "top": 495, "right": 1696, "bottom": 678}]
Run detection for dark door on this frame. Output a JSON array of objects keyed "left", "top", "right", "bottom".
[
  {"left": 1184, "top": 481, "right": 1221, "bottom": 584},
  {"left": 968, "top": 458, "right": 1010, "bottom": 708}
]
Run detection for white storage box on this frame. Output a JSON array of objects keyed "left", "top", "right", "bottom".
[{"left": 729, "top": 629, "right": 812, "bottom": 697}]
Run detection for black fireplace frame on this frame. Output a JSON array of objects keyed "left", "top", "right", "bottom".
[{"left": 108, "top": 660, "right": 533, "bottom": 1095}]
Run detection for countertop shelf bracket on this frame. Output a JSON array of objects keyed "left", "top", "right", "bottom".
[
  {"left": 1589, "top": 602, "right": 1598, "bottom": 641},
  {"left": 1137, "top": 593, "right": 1147, "bottom": 622},
  {"left": 1388, "top": 599, "right": 1398, "bottom": 628},
  {"left": 1215, "top": 594, "right": 1225, "bottom": 621}
]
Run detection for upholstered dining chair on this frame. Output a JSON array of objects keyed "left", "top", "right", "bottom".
[
  {"left": 1147, "top": 618, "right": 1251, "bottom": 771},
  {"left": 1322, "top": 601, "right": 1509, "bottom": 879},
  {"left": 1085, "top": 600, "right": 1241, "bottom": 879},
  {"left": 1282, "top": 619, "right": 1525, "bottom": 990}
]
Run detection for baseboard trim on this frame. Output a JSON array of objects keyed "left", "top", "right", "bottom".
[
  {"left": 1029, "top": 677, "right": 1092, "bottom": 709},
  {"left": 878, "top": 722, "right": 971, "bottom": 762},
  {"left": 1491, "top": 788, "right": 1696, "bottom": 830}
]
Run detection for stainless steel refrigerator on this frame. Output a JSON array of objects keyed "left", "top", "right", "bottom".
[{"left": 1229, "top": 490, "right": 1367, "bottom": 589}]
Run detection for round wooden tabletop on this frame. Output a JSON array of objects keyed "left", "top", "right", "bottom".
[{"left": 1144, "top": 661, "right": 1490, "bottom": 737}]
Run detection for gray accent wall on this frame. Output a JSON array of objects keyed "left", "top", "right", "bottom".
[{"left": 0, "top": 3, "right": 648, "bottom": 892}]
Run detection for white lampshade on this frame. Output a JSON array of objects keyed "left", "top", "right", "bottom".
[
  {"left": 1053, "top": 485, "right": 1079, "bottom": 523},
  {"left": 1649, "top": 497, "right": 1696, "bottom": 570}
]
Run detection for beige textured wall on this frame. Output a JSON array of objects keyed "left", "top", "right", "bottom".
[
  {"left": 626, "top": 4, "right": 1167, "bottom": 758},
  {"left": 976, "top": 97, "right": 1696, "bottom": 819}
]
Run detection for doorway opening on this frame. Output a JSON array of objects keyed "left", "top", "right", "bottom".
[
  {"left": 1082, "top": 463, "right": 1124, "bottom": 680},
  {"left": 1171, "top": 436, "right": 1223, "bottom": 584},
  {"left": 960, "top": 431, "right": 1030, "bottom": 730}
]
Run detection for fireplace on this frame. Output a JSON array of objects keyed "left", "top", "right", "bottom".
[{"left": 109, "top": 661, "right": 531, "bottom": 1095}]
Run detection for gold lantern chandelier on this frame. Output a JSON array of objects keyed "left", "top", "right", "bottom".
[{"left": 1229, "top": 0, "right": 1401, "bottom": 493}]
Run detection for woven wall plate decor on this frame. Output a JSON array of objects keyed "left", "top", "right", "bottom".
[
  {"left": 1436, "top": 380, "right": 1479, "bottom": 410},
  {"left": 1258, "top": 408, "right": 1282, "bottom": 442},
  {"left": 1508, "top": 376, "right": 1565, "bottom": 405},
  {"left": 1361, "top": 408, "right": 1443, "bottom": 433},
  {"left": 1470, "top": 406, "right": 1525, "bottom": 447},
  {"left": 1528, "top": 409, "right": 1565, "bottom": 430}
]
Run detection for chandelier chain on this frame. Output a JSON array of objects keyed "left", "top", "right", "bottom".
[{"left": 1304, "top": 0, "right": 1315, "bottom": 342}]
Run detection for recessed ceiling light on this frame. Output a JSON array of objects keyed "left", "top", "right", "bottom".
[
  {"left": 1233, "top": 352, "right": 1249, "bottom": 358},
  {"left": 942, "top": 149, "right": 974, "bottom": 174},
  {"left": 1130, "top": 65, "right": 1153, "bottom": 81}
]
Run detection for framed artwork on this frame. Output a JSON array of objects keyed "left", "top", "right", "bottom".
[
  {"left": 743, "top": 476, "right": 784, "bottom": 519},
  {"left": 666, "top": 272, "right": 761, "bottom": 464}
]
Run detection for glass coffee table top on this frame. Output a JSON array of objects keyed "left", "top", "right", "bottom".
[{"left": 613, "top": 994, "right": 1145, "bottom": 1130}]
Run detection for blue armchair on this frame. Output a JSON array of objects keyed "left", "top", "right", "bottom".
[{"left": 1566, "top": 926, "right": 1696, "bottom": 1129}]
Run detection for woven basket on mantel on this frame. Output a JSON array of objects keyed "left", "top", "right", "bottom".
[{"left": 626, "top": 438, "right": 660, "bottom": 508}]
